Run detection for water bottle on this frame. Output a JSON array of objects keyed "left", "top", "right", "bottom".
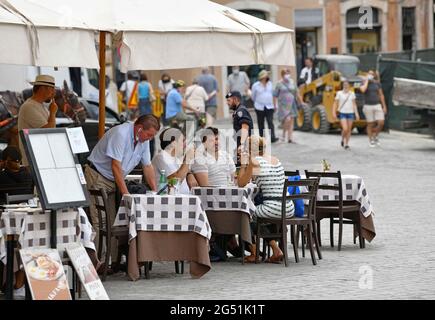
[{"left": 159, "top": 170, "right": 167, "bottom": 194}]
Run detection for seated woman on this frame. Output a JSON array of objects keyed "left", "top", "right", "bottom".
[
  {"left": 237, "top": 136, "right": 295, "bottom": 263},
  {"left": 152, "top": 127, "right": 197, "bottom": 194},
  {"left": 192, "top": 127, "right": 236, "bottom": 186}
]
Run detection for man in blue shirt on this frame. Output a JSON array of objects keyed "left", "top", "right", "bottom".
[
  {"left": 165, "top": 80, "right": 198, "bottom": 127},
  {"left": 85, "top": 114, "right": 160, "bottom": 270}
]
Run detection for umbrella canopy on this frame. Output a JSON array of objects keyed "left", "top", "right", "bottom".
[
  {"left": 1, "top": 0, "right": 295, "bottom": 137},
  {"left": 0, "top": 0, "right": 99, "bottom": 67},
  {"left": 3, "top": 0, "right": 294, "bottom": 70}
]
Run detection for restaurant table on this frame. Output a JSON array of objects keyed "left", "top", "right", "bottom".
[
  {"left": 301, "top": 174, "right": 376, "bottom": 242},
  {"left": 0, "top": 206, "right": 94, "bottom": 300},
  {"left": 191, "top": 185, "right": 257, "bottom": 245},
  {"left": 114, "top": 194, "right": 212, "bottom": 281}
]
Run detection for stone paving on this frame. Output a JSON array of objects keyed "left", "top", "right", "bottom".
[{"left": 101, "top": 124, "right": 435, "bottom": 300}]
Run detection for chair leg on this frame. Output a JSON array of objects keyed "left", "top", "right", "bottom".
[
  {"left": 261, "top": 238, "right": 266, "bottom": 262},
  {"left": 312, "top": 220, "right": 322, "bottom": 260},
  {"left": 97, "top": 234, "right": 103, "bottom": 260},
  {"left": 180, "top": 261, "right": 184, "bottom": 274},
  {"left": 103, "top": 236, "right": 110, "bottom": 282},
  {"left": 255, "top": 223, "right": 260, "bottom": 264},
  {"left": 175, "top": 261, "right": 179, "bottom": 274},
  {"left": 149, "top": 261, "right": 153, "bottom": 271},
  {"left": 300, "top": 226, "right": 305, "bottom": 258},
  {"left": 338, "top": 217, "right": 343, "bottom": 251},
  {"left": 317, "top": 221, "right": 322, "bottom": 247},
  {"left": 353, "top": 226, "right": 357, "bottom": 244},
  {"left": 291, "top": 225, "right": 299, "bottom": 263},
  {"left": 307, "top": 224, "right": 317, "bottom": 265},
  {"left": 144, "top": 262, "right": 150, "bottom": 279},
  {"left": 282, "top": 225, "right": 288, "bottom": 267},
  {"left": 330, "top": 216, "right": 334, "bottom": 248},
  {"left": 240, "top": 235, "right": 245, "bottom": 265},
  {"left": 358, "top": 219, "right": 364, "bottom": 249}
]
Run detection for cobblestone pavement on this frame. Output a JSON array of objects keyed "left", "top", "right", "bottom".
[{"left": 102, "top": 124, "right": 435, "bottom": 300}]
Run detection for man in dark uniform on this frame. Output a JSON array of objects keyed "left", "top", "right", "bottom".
[{"left": 226, "top": 91, "right": 253, "bottom": 166}]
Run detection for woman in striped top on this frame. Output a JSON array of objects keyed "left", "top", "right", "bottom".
[{"left": 238, "top": 136, "right": 294, "bottom": 262}]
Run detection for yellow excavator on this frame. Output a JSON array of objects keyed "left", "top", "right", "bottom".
[{"left": 296, "top": 54, "right": 368, "bottom": 134}]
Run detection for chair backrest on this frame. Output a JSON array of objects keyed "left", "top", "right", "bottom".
[
  {"left": 88, "top": 188, "right": 112, "bottom": 233},
  {"left": 304, "top": 170, "right": 343, "bottom": 204},
  {"left": 5, "top": 193, "right": 34, "bottom": 204},
  {"left": 285, "top": 170, "right": 300, "bottom": 178},
  {"left": 0, "top": 182, "right": 34, "bottom": 204},
  {"left": 281, "top": 178, "right": 319, "bottom": 221}
]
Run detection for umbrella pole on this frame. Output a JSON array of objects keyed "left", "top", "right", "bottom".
[{"left": 98, "top": 31, "right": 107, "bottom": 139}]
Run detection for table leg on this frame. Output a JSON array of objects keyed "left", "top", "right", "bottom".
[{"left": 5, "top": 235, "right": 16, "bottom": 300}]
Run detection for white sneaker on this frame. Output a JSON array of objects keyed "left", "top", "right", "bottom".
[
  {"left": 14, "top": 286, "right": 26, "bottom": 298},
  {"left": 374, "top": 137, "right": 380, "bottom": 146},
  {"left": 369, "top": 139, "right": 376, "bottom": 148}
]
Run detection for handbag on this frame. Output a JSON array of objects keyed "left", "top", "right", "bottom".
[
  {"left": 126, "top": 180, "right": 147, "bottom": 194},
  {"left": 287, "top": 175, "right": 304, "bottom": 218}
]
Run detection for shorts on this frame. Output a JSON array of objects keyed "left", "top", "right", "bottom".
[
  {"left": 363, "top": 104, "right": 384, "bottom": 122},
  {"left": 206, "top": 105, "right": 217, "bottom": 118},
  {"left": 338, "top": 113, "right": 355, "bottom": 120}
]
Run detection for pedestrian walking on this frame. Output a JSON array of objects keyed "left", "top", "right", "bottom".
[
  {"left": 227, "top": 66, "right": 250, "bottom": 105},
  {"left": 360, "top": 70, "right": 387, "bottom": 147},
  {"left": 332, "top": 80, "right": 360, "bottom": 150},
  {"left": 196, "top": 67, "right": 218, "bottom": 119},
  {"left": 273, "top": 68, "right": 302, "bottom": 143},
  {"left": 138, "top": 72, "right": 155, "bottom": 116},
  {"left": 251, "top": 70, "right": 278, "bottom": 143}
]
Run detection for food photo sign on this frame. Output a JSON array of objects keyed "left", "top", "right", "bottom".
[
  {"left": 20, "top": 248, "right": 72, "bottom": 300},
  {"left": 65, "top": 243, "right": 109, "bottom": 300}
]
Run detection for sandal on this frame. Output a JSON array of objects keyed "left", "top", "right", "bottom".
[
  {"left": 243, "top": 255, "right": 256, "bottom": 263},
  {"left": 265, "top": 254, "right": 283, "bottom": 264}
]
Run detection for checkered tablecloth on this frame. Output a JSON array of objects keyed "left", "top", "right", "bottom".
[
  {"left": 0, "top": 207, "right": 95, "bottom": 263},
  {"left": 306, "top": 174, "right": 374, "bottom": 218},
  {"left": 114, "top": 194, "right": 212, "bottom": 241},
  {"left": 191, "top": 185, "right": 257, "bottom": 218}
]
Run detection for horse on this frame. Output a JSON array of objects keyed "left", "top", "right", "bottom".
[{"left": 0, "top": 81, "right": 87, "bottom": 147}]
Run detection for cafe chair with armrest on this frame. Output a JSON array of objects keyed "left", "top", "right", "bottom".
[
  {"left": 88, "top": 188, "right": 129, "bottom": 281},
  {"left": 255, "top": 178, "right": 320, "bottom": 266},
  {"left": 304, "top": 171, "right": 364, "bottom": 251}
]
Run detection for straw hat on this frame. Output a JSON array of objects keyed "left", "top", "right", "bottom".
[
  {"left": 257, "top": 70, "right": 269, "bottom": 81},
  {"left": 30, "top": 75, "right": 55, "bottom": 88}
]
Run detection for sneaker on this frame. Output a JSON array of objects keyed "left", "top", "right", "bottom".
[
  {"left": 369, "top": 140, "right": 376, "bottom": 148},
  {"left": 374, "top": 136, "right": 380, "bottom": 146},
  {"left": 344, "top": 145, "right": 350, "bottom": 150},
  {"left": 271, "top": 138, "right": 279, "bottom": 143},
  {"left": 14, "top": 286, "right": 25, "bottom": 298}
]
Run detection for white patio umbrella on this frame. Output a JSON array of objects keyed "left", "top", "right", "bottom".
[
  {"left": 2, "top": 0, "right": 295, "bottom": 137},
  {"left": 0, "top": 0, "right": 99, "bottom": 67}
]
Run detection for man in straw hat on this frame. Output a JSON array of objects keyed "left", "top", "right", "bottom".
[
  {"left": 251, "top": 70, "right": 278, "bottom": 143},
  {"left": 18, "top": 75, "right": 58, "bottom": 166}
]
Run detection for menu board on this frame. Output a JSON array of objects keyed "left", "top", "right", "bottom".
[{"left": 20, "top": 248, "right": 71, "bottom": 300}]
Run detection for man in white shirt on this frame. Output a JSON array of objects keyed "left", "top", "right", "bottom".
[
  {"left": 152, "top": 128, "right": 198, "bottom": 194},
  {"left": 192, "top": 127, "right": 236, "bottom": 186},
  {"left": 299, "top": 57, "right": 319, "bottom": 86},
  {"left": 227, "top": 66, "right": 250, "bottom": 105}
]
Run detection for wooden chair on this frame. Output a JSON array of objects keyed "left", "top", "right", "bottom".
[
  {"left": 255, "top": 178, "right": 320, "bottom": 266},
  {"left": 305, "top": 171, "right": 364, "bottom": 251},
  {"left": 260, "top": 170, "right": 300, "bottom": 261},
  {"left": 88, "top": 189, "right": 129, "bottom": 281},
  {"left": 0, "top": 182, "right": 34, "bottom": 204},
  {"left": 6, "top": 193, "right": 34, "bottom": 204}
]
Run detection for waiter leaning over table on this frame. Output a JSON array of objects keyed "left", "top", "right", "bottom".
[{"left": 84, "top": 114, "right": 160, "bottom": 268}]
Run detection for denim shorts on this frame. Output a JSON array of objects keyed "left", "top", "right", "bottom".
[{"left": 338, "top": 113, "right": 355, "bottom": 120}]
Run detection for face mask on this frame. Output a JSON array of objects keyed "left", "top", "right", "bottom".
[
  {"left": 233, "top": 68, "right": 239, "bottom": 75},
  {"left": 368, "top": 75, "right": 374, "bottom": 81},
  {"left": 284, "top": 74, "right": 291, "bottom": 81},
  {"left": 162, "top": 78, "right": 170, "bottom": 83}
]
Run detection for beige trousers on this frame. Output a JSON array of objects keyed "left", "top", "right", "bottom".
[{"left": 84, "top": 165, "right": 120, "bottom": 264}]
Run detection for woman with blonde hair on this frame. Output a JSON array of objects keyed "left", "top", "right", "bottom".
[{"left": 237, "top": 136, "right": 294, "bottom": 263}]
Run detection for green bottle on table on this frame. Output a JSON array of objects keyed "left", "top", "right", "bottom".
[{"left": 158, "top": 170, "right": 167, "bottom": 195}]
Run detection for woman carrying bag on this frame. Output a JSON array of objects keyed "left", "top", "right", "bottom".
[{"left": 333, "top": 80, "right": 360, "bottom": 150}]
